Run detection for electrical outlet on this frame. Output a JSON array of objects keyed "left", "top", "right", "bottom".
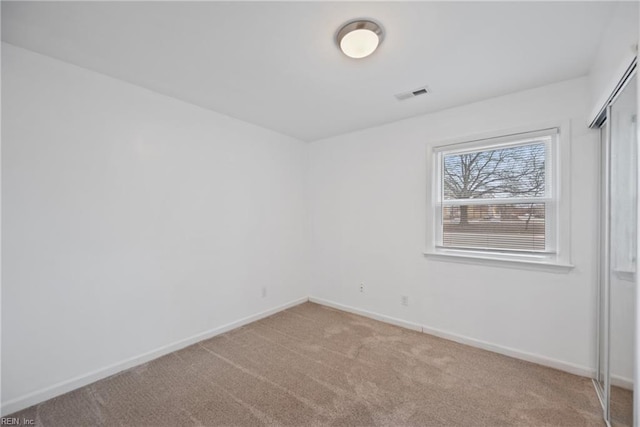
[
  {"left": 261, "top": 287, "right": 267, "bottom": 298},
  {"left": 359, "top": 283, "right": 364, "bottom": 293},
  {"left": 401, "top": 295, "right": 409, "bottom": 306}
]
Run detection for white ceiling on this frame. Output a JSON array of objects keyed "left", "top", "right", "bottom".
[{"left": 2, "top": 1, "right": 615, "bottom": 142}]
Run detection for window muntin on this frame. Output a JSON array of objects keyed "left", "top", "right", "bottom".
[{"left": 434, "top": 130, "right": 557, "bottom": 255}]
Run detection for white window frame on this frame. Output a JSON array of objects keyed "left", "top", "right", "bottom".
[{"left": 424, "top": 121, "right": 574, "bottom": 272}]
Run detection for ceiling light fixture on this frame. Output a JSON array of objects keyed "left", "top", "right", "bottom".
[{"left": 336, "top": 20, "right": 384, "bottom": 59}]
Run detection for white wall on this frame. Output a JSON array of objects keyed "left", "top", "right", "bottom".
[
  {"left": 308, "top": 77, "right": 600, "bottom": 374},
  {"left": 588, "top": 1, "right": 638, "bottom": 123},
  {"left": 1, "top": 43, "right": 309, "bottom": 414}
]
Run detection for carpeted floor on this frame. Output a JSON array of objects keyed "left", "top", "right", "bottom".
[
  {"left": 611, "top": 386, "right": 634, "bottom": 427},
  {"left": 4, "top": 302, "right": 629, "bottom": 426}
]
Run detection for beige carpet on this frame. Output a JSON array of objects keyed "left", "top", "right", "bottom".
[
  {"left": 4, "top": 302, "right": 626, "bottom": 426},
  {"left": 611, "top": 386, "right": 633, "bottom": 427}
]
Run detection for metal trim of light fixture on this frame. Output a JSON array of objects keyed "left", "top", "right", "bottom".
[{"left": 336, "top": 19, "right": 384, "bottom": 59}]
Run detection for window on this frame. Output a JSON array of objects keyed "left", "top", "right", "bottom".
[{"left": 426, "top": 125, "right": 572, "bottom": 270}]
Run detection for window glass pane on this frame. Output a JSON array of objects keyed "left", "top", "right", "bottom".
[
  {"left": 442, "top": 203, "right": 545, "bottom": 251},
  {"left": 443, "top": 141, "right": 547, "bottom": 200}
]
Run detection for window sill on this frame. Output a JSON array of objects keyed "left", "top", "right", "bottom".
[{"left": 423, "top": 249, "right": 574, "bottom": 273}]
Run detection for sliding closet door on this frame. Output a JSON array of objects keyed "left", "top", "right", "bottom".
[
  {"left": 597, "top": 122, "right": 609, "bottom": 397},
  {"left": 609, "top": 74, "right": 637, "bottom": 427}
]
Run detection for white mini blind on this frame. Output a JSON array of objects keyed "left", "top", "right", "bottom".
[{"left": 436, "top": 130, "right": 557, "bottom": 253}]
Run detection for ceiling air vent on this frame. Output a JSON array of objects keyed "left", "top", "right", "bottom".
[{"left": 394, "top": 86, "right": 431, "bottom": 101}]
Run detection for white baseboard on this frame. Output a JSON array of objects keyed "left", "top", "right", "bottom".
[
  {"left": 1, "top": 296, "right": 309, "bottom": 416},
  {"left": 309, "top": 296, "right": 635, "bottom": 389},
  {"left": 419, "top": 323, "right": 593, "bottom": 377},
  {"left": 422, "top": 326, "right": 633, "bottom": 390},
  {"left": 308, "top": 296, "right": 423, "bottom": 332},
  {"left": 611, "top": 375, "right": 634, "bottom": 391}
]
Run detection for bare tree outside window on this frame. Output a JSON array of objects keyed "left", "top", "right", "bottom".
[{"left": 441, "top": 141, "right": 548, "bottom": 251}]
